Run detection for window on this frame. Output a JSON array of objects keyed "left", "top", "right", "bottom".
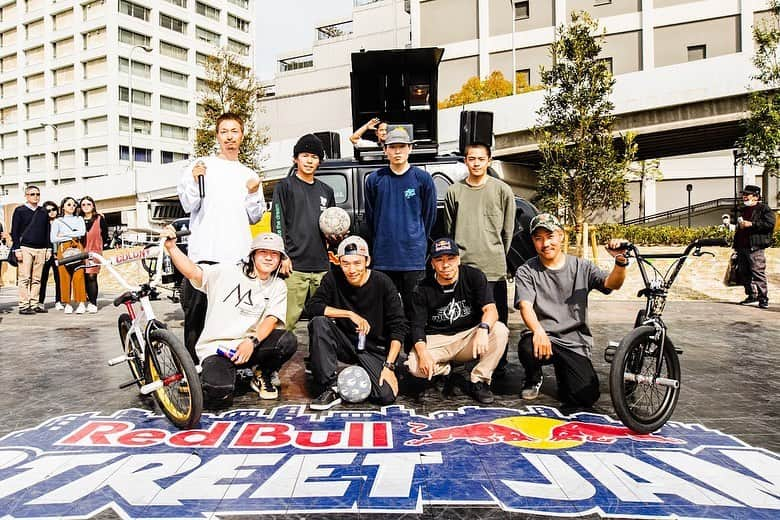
[
  {"left": 0, "top": 28, "right": 17, "bottom": 48},
  {"left": 195, "top": 1, "right": 219, "bottom": 21},
  {"left": 0, "top": 53, "right": 17, "bottom": 73},
  {"left": 594, "top": 0, "right": 611, "bottom": 5},
  {"left": 25, "top": 72, "right": 44, "bottom": 92},
  {"left": 161, "top": 151, "right": 190, "bottom": 163},
  {"left": 83, "top": 56, "right": 107, "bottom": 79},
  {"left": 24, "top": 45, "right": 44, "bottom": 65},
  {"left": 82, "top": 0, "right": 104, "bottom": 21},
  {"left": 687, "top": 44, "right": 706, "bottom": 61},
  {"left": 164, "top": 0, "right": 187, "bottom": 7},
  {"left": 83, "top": 116, "right": 107, "bottom": 136},
  {"left": 84, "top": 27, "right": 107, "bottom": 49},
  {"left": 119, "top": 116, "right": 152, "bottom": 134},
  {"left": 0, "top": 79, "right": 16, "bottom": 98},
  {"left": 83, "top": 86, "right": 107, "bottom": 108},
  {"left": 227, "top": 38, "right": 249, "bottom": 56},
  {"left": 516, "top": 69, "right": 531, "bottom": 89},
  {"left": 514, "top": 1, "right": 529, "bottom": 20},
  {"left": 1, "top": 131, "right": 19, "bottom": 149},
  {"left": 25, "top": 127, "right": 44, "bottom": 146},
  {"left": 25, "top": 0, "right": 44, "bottom": 13},
  {"left": 316, "top": 173, "right": 348, "bottom": 203},
  {"left": 118, "top": 0, "right": 149, "bottom": 21},
  {"left": 25, "top": 154, "right": 45, "bottom": 174},
  {"left": 53, "top": 66, "right": 74, "bottom": 86},
  {"left": 83, "top": 146, "right": 108, "bottom": 167},
  {"left": 160, "top": 95, "right": 188, "bottom": 113},
  {"left": 0, "top": 105, "right": 17, "bottom": 123},
  {"left": 160, "top": 41, "right": 188, "bottom": 61},
  {"left": 196, "top": 77, "right": 208, "bottom": 92},
  {"left": 279, "top": 54, "right": 313, "bottom": 72},
  {"left": 52, "top": 8, "right": 74, "bottom": 30},
  {"left": 53, "top": 37, "right": 74, "bottom": 58},
  {"left": 1, "top": 158, "right": 19, "bottom": 177},
  {"left": 196, "top": 103, "right": 205, "bottom": 117},
  {"left": 0, "top": 3, "right": 18, "bottom": 23},
  {"left": 196, "top": 26, "right": 220, "bottom": 46},
  {"left": 196, "top": 52, "right": 212, "bottom": 66},
  {"left": 228, "top": 0, "right": 248, "bottom": 8},
  {"left": 160, "top": 13, "right": 187, "bottom": 33},
  {"left": 133, "top": 147, "right": 152, "bottom": 162},
  {"left": 228, "top": 14, "right": 249, "bottom": 32},
  {"left": 119, "top": 86, "right": 152, "bottom": 106},
  {"left": 161, "top": 123, "right": 188, "bottom": 139},
  {"left": 25, "top": 18, "right": 44, "bottom": 39},
  {"left": 118, "top": 28, "right": 149, "bottom": 47},
  {"left": 118, "top": 57, "right": 151, "bottom": 78},
  {"left": 53, "top": 93, "right": 74, "bottom": 113},
  {"left": 160, "top": 68, "right": 188, "bottom": 87},
  {"left": 599, "top": 57, "right": 613, "bottom": 75}
]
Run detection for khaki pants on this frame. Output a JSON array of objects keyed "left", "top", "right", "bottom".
[
  {"left": 18, "top": 246, "right": 48, "bottom": 309},
  {"left": 284, "top": 270, "right": 326, "bottom": 331},
  {"left": 406, "top": 322, "right": 509, "bottom": 384}
]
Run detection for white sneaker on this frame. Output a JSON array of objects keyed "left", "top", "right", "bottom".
[
  {"left": 63, "top": 304, "right": 74, "bottom": 314},
  {"left": 87, "top": 303, "right": 98, "bottom": 314},
  {"left": 75, "top": 303, "right": 86, "bottom": 314},
  {"left": 55, "top": 302, "right": 64, "bottom": 311}
]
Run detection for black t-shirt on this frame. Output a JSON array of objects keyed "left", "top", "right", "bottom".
[
  {"left": 305, "top": 266, "right": 408, "bottom": 352},
  {"left": 271, "top": 174, "right": 335, "bottom": 272},
  {"left": 411, "top": 264, "right": 493, "bottom": 342}
]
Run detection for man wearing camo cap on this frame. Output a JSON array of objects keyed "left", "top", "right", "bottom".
[{"left": 514, "top": 213, "right": 628, "bottom": 409}]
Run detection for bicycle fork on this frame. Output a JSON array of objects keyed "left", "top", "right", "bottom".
[{"left": 623, "top": 327, "right": 680, "bottom": 389}]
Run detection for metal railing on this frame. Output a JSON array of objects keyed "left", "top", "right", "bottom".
[{"left": 624, "top": 198, "right": 739, "bottom": 226}]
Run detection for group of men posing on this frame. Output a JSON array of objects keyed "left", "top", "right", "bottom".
[{"left": 163, "top": 112, "right": 631, "bottom": 413}]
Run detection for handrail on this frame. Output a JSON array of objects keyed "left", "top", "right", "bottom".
[{"left": 624, "top": 197, "right": 739, "bottom": 226}]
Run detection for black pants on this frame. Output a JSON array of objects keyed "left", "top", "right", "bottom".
[
  {"left": 736, "top": 247, "right": 768, "bottom": 303},
  {"left": 308, "top": 316, "right": 396, "bottom": 405},
  {"left": 200, "top": 329, "right": 298, "bottom": 404},
  {"left": 488, "top": 280, "right": 509, "bottom": 369},
  {"left": 38, "top": 255, "right": 61, "bottom": 304},
  {"left": 379, "top": 269, "right": 424, "bottom": 351},
  {"left": 181, "top": 262, "right": 216, "bottom": 363},
  {"left": 517, "top": 332, "right": 600, "bottom": 407},
  {"left": 85, "top": 273, "right": 99, "bottom": 305}
]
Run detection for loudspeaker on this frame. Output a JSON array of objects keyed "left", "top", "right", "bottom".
[
  {"left": 459, "top": 111, "right": 494, "bottom": 155},
  {"left": 313, "top": 131, "right": 341, "bottom": 159}
]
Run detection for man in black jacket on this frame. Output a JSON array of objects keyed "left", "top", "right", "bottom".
[
  {"left": 305, "top": 236, "right": 407, "bottom": 411},
  {"left": 11, "top": 185, "right": 51, "bottom": 314},
  {"left": 735, "top": 185, "right": 776, "bottom": 309}
]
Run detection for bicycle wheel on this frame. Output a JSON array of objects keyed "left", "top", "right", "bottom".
[
  {"left": 144, "top": 329, "right": 203, "bottom": 429},
  {"left": 118, "top": 313, "right": 144, "bottom": 387},
  {"left": 609, "top": 326, "right": 680, "bottom": 433}
]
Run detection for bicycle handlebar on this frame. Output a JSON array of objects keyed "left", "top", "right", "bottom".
[
  {"left": 56, "top": 251, "right": 90, "bottom": 266},
  {"left": 693, "top": 238, "right": 729, "bottom": 247}
]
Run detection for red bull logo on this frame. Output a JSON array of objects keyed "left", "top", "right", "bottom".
[{"left": 405, "top": 417, "right": 684, "bottom": 449}]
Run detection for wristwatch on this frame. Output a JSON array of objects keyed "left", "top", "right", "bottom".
[
  {"left": 478, "top": 322, "right": 491, "bottom": 332},
  {"left": 382, "top": 360, "right": 396, "bottom": 371},
  {"left": 249, "top": 336, "right": 262, "bottom": 349}
]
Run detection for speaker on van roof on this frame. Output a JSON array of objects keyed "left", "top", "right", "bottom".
[
  {"left": 459, "top": 111, "right": 494, "bottom": 156},
  {"left": 313, "top": 131, "right": 341, "bottom": 159}
]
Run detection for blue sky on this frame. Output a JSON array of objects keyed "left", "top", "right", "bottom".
[{"left": 254, "top": 0, "right": 353, "bottom": 80}]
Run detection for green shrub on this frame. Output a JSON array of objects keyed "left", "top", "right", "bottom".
[{"left": 589, "top": 224, "right": 734, "bottom": 246}]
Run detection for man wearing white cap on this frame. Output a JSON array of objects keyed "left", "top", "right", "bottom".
[
  {"left": 162, "top": 227, "right": 297, "bottom": 405},
  {"left": 305, "top": 236, "right": 407, "bottom": 410}
]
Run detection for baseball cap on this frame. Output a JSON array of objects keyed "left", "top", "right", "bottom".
[
  {"left": 529, "top": 213, "right": 563, "bottom": 234},
  {"left": 429, "top": 237, "right": 459, "bottom": 258},
  {"left": 250, "top": 232, "right": 287, "bottom": 258},
  {"left": 741, "top": 184, "right": 760, "bottom": 196},
  {"left": 384, "top": 127, "right": 413, "bottom": 146},
  {"left": 337, "top": 236, "right": 370, "bottom": 258}
]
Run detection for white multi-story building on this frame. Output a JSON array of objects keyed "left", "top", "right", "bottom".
[{"left": 0, "top": 0, "right": 253, "bottom": 226}]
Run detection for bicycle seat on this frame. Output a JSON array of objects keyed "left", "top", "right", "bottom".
[{"left": 113, "top": 291, "right": 138, "bottom": 307}]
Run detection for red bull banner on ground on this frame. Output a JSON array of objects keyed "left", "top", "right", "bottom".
[{"left": 0, "top": 405, "right": 777, "bottom": 519}]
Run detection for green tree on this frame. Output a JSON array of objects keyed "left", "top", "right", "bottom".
[
  {"left": 194, "top": 48, "right": 268, "bottom": 172},
  {"left": 740, "top": 0, "right": 780, "bottom": 174},
  {"left": 533, "top": 10, "right": 636, "bottom": 249},
  {"left": 438, "top": 71, "right": 512, "bottom": 109}
]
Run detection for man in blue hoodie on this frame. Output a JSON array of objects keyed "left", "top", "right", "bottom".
[{"left": 364, "top": 127, "right": 436, "bottom": 341}]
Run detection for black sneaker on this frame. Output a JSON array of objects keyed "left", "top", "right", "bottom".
[
  {"left": 521, "top": 376, "right": 543, "bottom": 400},
  {"left": 250, "top": 369, "right": 279, "bottom": 399},
  {"left": 739, "top": 296, "right": 759, "bottom": 305},
  {"left": 470, "top": 381, "right": 495, "bottom": 404},
  {"left": 34, "top": 305, "right": 48, "bottom": 313},
  {"left": 759, "top": 300, "right": 769, "bottom": 309},
  {"left": 310, "top": 387, "right": 341, "bottom": 411},
  {"left": 19, "top": 307, "right": 35, "bottom": 315}
]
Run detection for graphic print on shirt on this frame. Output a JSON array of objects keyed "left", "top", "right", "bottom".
[
  {"left": 320, "top": 196, "right": 328, "bottom": 211},
  {"left": 432, "top": 298, "right": 473, "bottom": 325},
  {"left": 404, "top": 188, "right": 416, "bottom": 199},
  {"left": 222, "top": 283, "right": 261, "bottom": 318}
]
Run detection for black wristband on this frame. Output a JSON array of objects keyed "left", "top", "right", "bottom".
[
  {"left": 383, "top": 360, "right": 396, "bottom": 371},
  {"left": 478, "top": 322, "right": 490, "bottom": 332},
  {"left": 615, "top": 256, "right": 629, "bottom": 267},
  {"left": 250, "top": 336, "right": 262, "bottom": 349}
]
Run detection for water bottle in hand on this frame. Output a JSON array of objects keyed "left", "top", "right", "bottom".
[{"left": 357, "top": 333, "right": 366, "bottom": 351}]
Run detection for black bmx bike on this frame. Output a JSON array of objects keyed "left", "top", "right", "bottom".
[
  {"left": 605, "top": 238, "right": 728, "bottom": 433},
  {"left": 58, "top": 229, "right": 202, "bottom": 429}
]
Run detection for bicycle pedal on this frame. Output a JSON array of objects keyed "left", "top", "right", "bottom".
[
  {"left": 140, "top": 380, "right": 164, "bottom": 395},
  {"left": 108, "top": 355, "right": 131, "bottom": 366},
  {"left": 604, "top": 341, "right": 619, "bottom": 363}
]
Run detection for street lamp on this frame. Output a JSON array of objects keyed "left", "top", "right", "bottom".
[
  {"left": 40, "top": 123, "right": 59, "bottom": 184},
  {"left": 508, "top": 0, "right": 516, "bottom": 94},
  {"left": 732, "top": 148, "right": 743, "bottom": 217},
  {"left": 686, "top": 183, "right": 693, "bottom": 227},
  {"left": 128, "top": 44, "right": 153, "bottom": 199},
  {"left": 622, "top": 201, "right": 630, "bottom": 224}
]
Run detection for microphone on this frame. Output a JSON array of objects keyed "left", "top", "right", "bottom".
[{"left": 195, "top": 160, "right": 205, "bottom": 197}]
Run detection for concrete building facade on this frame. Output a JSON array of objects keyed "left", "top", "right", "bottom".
[{"left": 0, "top": 0, "right": 253, "bottom": 225}]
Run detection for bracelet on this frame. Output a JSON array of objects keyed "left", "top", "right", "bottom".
[
  {"left": 614, "top": 256, "right": 629, "bottom": 267},
  {"left": 249, "top": 336, "right": 262, "bottom": 349},
  {"left": 478, "top": 322, "right": 490, "bottom": 332},
  {"left": 382, "top": 360, "right": 396, "bottom": 371}
]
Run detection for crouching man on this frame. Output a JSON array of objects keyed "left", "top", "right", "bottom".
[
  {"left": 162, "top": 228, "right": 297, "bottom": 406},
  {"left": 305, "top": 236, "right": 406, "bottom": 410},
  {"left": 515, "top": 213, "right": 628, "bottom": 409},
  {"left": 405, "top": 238, "right": 509, "bottom": 404}
]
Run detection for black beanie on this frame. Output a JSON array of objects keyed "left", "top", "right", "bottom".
[{"left": 293, "top": 134, "right": 325, "bottom": 161}]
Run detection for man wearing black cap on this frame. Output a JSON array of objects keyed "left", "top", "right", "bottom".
[
  {"left": 272, "top": 133, "right": 337, "bottom": 330},
  {"left": 406, "top": 238, "right": 509, "bottom": 404},
  {"left": 734, "top": 184, "right": 776, "bottom": 309}
]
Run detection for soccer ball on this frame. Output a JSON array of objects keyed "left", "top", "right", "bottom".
[
  {"left": 337, "top": 365, "right": 372, "bottom": 403},
  {"left": 319, "top": 206, "right": 351, "bottom": 236}
]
